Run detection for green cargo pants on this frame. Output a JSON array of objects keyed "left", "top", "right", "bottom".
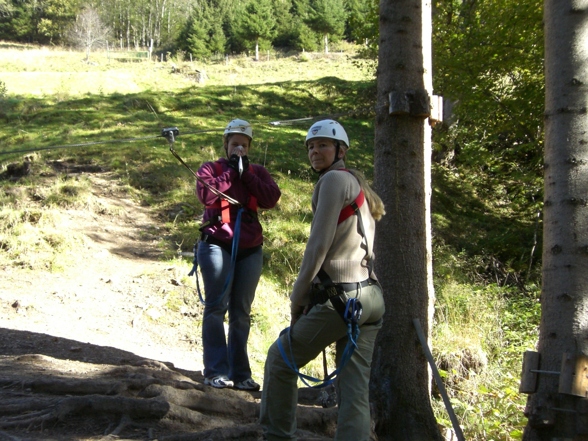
[{"left": 259, "top": 283, "right": 384, "bottom": 441}]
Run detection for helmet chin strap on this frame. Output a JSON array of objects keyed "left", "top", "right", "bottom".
[{"left": 327, "top": 142, "right": 343, "bottom": 171}]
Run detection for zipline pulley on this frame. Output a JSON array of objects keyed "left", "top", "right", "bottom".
[
  {"left": 162, "top": 127, "right": 180, "bottom": 146},
  {"left": 161, "top": 126, "right": 241, "bottom": 206}
]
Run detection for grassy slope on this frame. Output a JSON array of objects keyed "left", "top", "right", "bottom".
[{"left": 0, "top": 44, "right": 538, "bottom": 440}]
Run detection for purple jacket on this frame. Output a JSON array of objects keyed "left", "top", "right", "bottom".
[{"left": 196, "top": 158, "right": 281, "bottom": 248}]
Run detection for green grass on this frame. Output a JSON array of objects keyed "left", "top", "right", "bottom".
[{"left": 0, "top": 43, "right": 539, "bottom": 440}]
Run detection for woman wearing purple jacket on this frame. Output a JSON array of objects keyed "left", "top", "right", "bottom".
[{"left": 196, "top": 119, "right": 281, "bottom": 390}]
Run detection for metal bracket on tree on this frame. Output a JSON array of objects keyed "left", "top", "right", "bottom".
[
  {"left": 520, "top": 350, "right": 588, "bottom": 397},
  {"left": 388, "top": 90, "right": 443, "bottom": 126}
]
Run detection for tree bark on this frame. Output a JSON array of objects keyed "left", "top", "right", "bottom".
[
  {"left": 523, "top": 1, "right": 588, "bottom": 439},
  {"left": 371, "top": 0, "right": 442, "bottom": 439}
]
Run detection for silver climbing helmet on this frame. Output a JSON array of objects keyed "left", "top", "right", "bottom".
[{"left": 223, "top": 119, "right": 253, "bottom": 141}]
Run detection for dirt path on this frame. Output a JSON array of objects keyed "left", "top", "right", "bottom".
[{"left": 1, "top": 172, "right": 202, "bottom": 372}]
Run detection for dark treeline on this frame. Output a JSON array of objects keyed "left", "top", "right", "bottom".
[{"left": 0, "top": 0, "right": 377, "bottom": 57}]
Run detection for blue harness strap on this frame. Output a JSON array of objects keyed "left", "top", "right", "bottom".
[
  {"left": 277, "top": 297, "right": 362, "bottom": 388},
  {"left": 189, "top": 206, "right": 244, "bottom": 306}
]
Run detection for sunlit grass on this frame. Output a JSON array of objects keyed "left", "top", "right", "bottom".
[
  {"left": 432, "top": 281, "right": 539, "bottom": 440},
  {"left": 0, "top": 206, "right": 84, "bottom": 271},
  {"left": 0, "top": 43, "right": 367, "bottom": 98}
]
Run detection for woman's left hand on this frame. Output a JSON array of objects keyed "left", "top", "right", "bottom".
[{"left": 290, "top": 303, "right": 305, "bottom": 327}]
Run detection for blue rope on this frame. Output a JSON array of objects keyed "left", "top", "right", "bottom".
[
  {"left": 277, "top": 297, "right": 362, "bottom": 388},
  {"left": 188, "top": 207, "right": 244, "bottom": 307}
]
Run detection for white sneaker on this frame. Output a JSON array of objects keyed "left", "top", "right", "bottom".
[
  {"left": 234, "top": 378, "right": 260, "bottom": 391},
  {"left": 204, "top": 375, "right": 234, "bottom": 388}
]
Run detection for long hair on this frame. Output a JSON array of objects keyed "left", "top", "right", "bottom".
[{"left": 347, "top": 168, "right": 386, "bottom": 221}]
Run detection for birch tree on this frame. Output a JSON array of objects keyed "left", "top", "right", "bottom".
[
  {"left": 67, "top": 6, "right": 110, "bottom": 61},
  {"left": 370, "top": 0, "right": 442, "bottom": 438},
  {"left": 523, "top": 0, "right": 588, "bottom": 438}
]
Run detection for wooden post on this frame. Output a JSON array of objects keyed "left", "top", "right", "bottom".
[
  {"left": 559, "top": 352, "right": 588, "bottom": 397},
  {"left": 520, "top": 351, "right": 541, "bottom": 393}
]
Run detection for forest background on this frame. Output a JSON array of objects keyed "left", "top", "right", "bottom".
[{"left": 0, "top": 0, "right": 544, "bottom": 439}]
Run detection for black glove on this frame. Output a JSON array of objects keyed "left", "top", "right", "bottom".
[{"left": 228, "top": 154, "right": 249, "bottom": 174}]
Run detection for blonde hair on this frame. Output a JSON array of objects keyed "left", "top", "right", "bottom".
[{"left": 347, "top": 169, "right": 386, "bottom": 221}]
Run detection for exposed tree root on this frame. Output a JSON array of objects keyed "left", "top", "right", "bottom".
[
  {"left": 0, "top": 355, "right": 338, "bottom": 440},
  {"left": 159, "top": 423, "right": 262, "bottom": 440},
  {"left": 0, "top": 395, "right": 170, "bottom": 428},
  {"left": 141, "top": 384, "right": 259, "bottom": 418}
]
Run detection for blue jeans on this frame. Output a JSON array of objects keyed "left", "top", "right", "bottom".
[{"left": 197, "top": 241, "right": 263, "bottom": 382}]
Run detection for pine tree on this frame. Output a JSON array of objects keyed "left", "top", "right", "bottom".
[
  {"left": 305, "top": 0, "right": 346, "bottom": 53},
  {"left": 237, "top": 0, "right": 277, "bottom": 60}
]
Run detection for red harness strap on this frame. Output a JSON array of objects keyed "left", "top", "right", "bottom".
[
  {"left": 205, "top": 161, "right": 257, "bottom": 223},
  {"left": 219, "top": 198, "right": 230, "bottom": 223},
  {"left": 337, "top": 170, "right": 365, "bottom": 224},
  {"left": 338, "top": 189, "right": 364, "bottom": 224}
]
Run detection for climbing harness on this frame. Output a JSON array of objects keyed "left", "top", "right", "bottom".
[
  {"left": 190, "top": 207, "right": 244, "bottom": 307},
  {"left": 188, "top": 162, "right": 259, "bottom": 306},
  {"left": 203, "top": 161, "right": 258, "bottom": 224},
  {"left": 162, "top": 127, "right": 245, "bottom": 307}
]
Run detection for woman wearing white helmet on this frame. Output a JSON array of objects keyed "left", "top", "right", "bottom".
[
  {"left": 260, "top": 119, "right": 386, "bottom": 440},
  {"left": 196, "top": 118, "right": 281, "bottom": 391}
]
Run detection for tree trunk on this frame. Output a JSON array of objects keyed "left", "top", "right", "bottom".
[
  {"left": 126, "top": 6, "right": 131, "bottom": 50},
  {"left": 523, "top": 1, "right": 588, "bottom": 439},
  {"left": 371, "top": 0, "right": 442, "bottom": 439}
]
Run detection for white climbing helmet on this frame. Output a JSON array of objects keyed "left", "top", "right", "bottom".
[
  {"left": 223, "top": 119, "right": 253, "bottom": 141},
  {"left": 305, "top": 119, "right": 349, "bottom": 149}
]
